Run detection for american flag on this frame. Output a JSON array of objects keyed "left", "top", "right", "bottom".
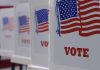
[
  {"left": 35, "top": 9, "right": 49, "bottom": 33},
  {"left": 19, "top": 16, "right": 30, "bottom": 33},
  {"left": 56, "top": 0, "right": 100, "bottom": 37},
  {"left": 3, "top": 17, "right": 13, "bottom": 31},
  {"left": 78, "top": 0, "right": 100, "bottom": 36}
]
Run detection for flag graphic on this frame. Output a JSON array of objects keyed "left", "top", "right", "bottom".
[
  {"left": 19, "top": 16, "right": 30, "bottom": 33},
  {"left": 78, "top": 0, "right": 100, "bottom": 36},
  {"left": 35, "top": 9, "right": 49, "bottom": 33},
  {"left": 56, "top": 0, "right": 100, "bottom": 37},
  {"left": 3, "top": 17, "right": 13, "bottom": 31}
]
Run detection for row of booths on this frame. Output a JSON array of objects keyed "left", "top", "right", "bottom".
[{"left": 0, "top": 0, "right": 100, "bottom": 70}]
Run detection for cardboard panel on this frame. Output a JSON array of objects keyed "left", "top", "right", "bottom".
[
  {"left": 11, "top": 3, "right": 31, "bottom": 65},
  {"left": 49, "top": 0, "right": 100, "bottom": 70},
  {"left": 0, "top": 8, "right": 15, "bottom": 58},
  {"left": 29, "top": 0, "right": 49, "bottom": 69}
]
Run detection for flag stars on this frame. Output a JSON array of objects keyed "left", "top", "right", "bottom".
[
  {"left": 36, "top": 9, "right": 48, "bottom": 24},
  {"left": 58, "top": 0, "right": 78, "bottom": 20}
]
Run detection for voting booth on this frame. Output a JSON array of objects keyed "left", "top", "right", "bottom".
[
  {"left": 0, "top": 8, "right": 16, "bottom": 58},
  {"left": 11, "top": 3, "right": 32, "bottom": 65},
  {"left": 0, "top": 0, "right": 15, "bottom": 5},
  {"left": 0, "top": 0, "right": 16, "bottom": 58},
  {"left": 49, "top": 0, "right": 100, "bottom": 70},
  {"left": 28, "top": 0, "right": 49, "bottom": 70}
]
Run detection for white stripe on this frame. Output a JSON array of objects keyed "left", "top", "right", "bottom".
[
  {"left": 61, "top": 21, "right": 80, "bottom": 26},
  {"left": 61, "top": 17, "right": 79, "bottom": 22},
  {"left": 80, "top": 6, "right": 99, "bottom": 12},
  {"left": 80, "top": 1, "right": 98, "bottom": 7},
  {"left": 80, "top": 12, "right": 100, "bottom": 17},
  {"left": 38, "top": 23, "right": 48, "bottom": 28},
  {"left": 81, "top": 17, "right": 100, "bottom": 22},
  {"left": 81, "top": 29, "right": 100, "bottom": 33},
  {"left": 61, "top": 26, "right": 79, "bottom": 31},
  {"left": 82, "top": 23, "right": 100, "bottom": 28}
]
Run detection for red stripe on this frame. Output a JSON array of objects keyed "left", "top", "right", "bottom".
[
  {"left": 37, "top": 22, "right": 49, "bottom": 33},
  {"left": 19, "top": 27, "right": 29, "bottom": 30},
  {"left": 19, "top": 23, "right": 29, "bottom": 33},
  {"left": 19, "top": 27, "right": 30, "bottom": 33},
  {"left": 80, "top": 31, "right": 100, "bottom": 37},
  {"left": 61, "top": 18, "right": 80, "bottom": 24},
  {"left": 38, "top": 22, "right": 48, "bottom": 26},
  {"left": 80, "top": 20, "right": 100, "bottom": 26},
  {"left": 78, "top": 0, "right": 92, "bottom": 5},
  {"left": 79, "top": 8, "right": 99, "bottom": 16},
  {"left": 79, "top": 2, "right": 99, "bottom": 10},
  {"left": 19, "top": 30, "right": 29, "bottom": 33},
  {"left": 61, "top": 23, "right": 80, "bottom": 29},
  {"left": 60, "top": 17, "right": 80, "bottom": 34},
  {"left": 38, "top": 25, "right": 48, "bottom": 29},
  {"left": 78, "top": 0, "right": 100, "bottom": 36},
  {"left": 81, "top": 25, "right": 100, "bottom": 31},
  {"left": 80, "top": 14, "right": 100, "bottom": 20}
]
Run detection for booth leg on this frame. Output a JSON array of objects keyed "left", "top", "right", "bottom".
[
  {"left": 11, "top": 63, "right": 16, "bottom": 70},
  {"left": 26, "top": 65, "right": 27, "bottom": 70},
  {"left": 0, "top": 56, "right": 1, "bottom": 60},
  {"left": 19, "top": 64, "right": 23, "bottom": 70}
]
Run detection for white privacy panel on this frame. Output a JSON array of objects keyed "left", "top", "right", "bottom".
[
  {"left": 28, "top": 0, "right": 49, "bottom": 69},
  {"left": 49, "top": 0, "right": 100, "bottom": 70},
  {"left": 0, "top": 0, "right": 15, "bottom": 5},
  {"left": 0, "top": 8, "right": 16, "bottom": 58},
  {"left": 0, "top": 0, "right": 28, "bottom": 5},
  {"left": 11, "top": 3, "right": 32, "bottom": 65}
]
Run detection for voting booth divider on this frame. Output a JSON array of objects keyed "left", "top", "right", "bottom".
[
  {"left": 28, "top": 0, "right": 49, "bottom": 70},
  {"left": 11, "top": 2, "right": 32, "bottom": 65},
  {"left": 0, "top": 0, "right": 100, "bottom": 70},
  {"left": 0, "top": 7, "right": 16, "bottom": 58},
  {"left": 49, "top": 0, "right": 100, "bottom": 70}
]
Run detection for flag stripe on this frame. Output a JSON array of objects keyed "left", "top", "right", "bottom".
[
  {"left": 80, "top": 14, "right": 100, "bottom": 20},
  {"left": 79, "top": 31, "right": 100, "bottom": 37},
  {"left": 79, "top": 2, "right": 99, "bottom": 9},
  {"left": 37, "top": 22, "right": 48, "bottom": 32},
  {"left": 78, "top": 0, "right": 100, "bottom": 37},
  {"left": 56, "top": 0, "right": 100, "bottom": 37},
  {"left": 60, "top": 18, "right": 80, "bottom": 34},
  {"left": 61, "top": 18, "right": 80, "bottom": 24},
  {"left": 61, "top": 28, "right": 80, "bottom": 34},
  {"left": 79, "top": 8, "right": 99, "bottom": 15},
  {"left": 81, "top": 25, "right": 100, "bottom": 31},
  {"left": 38, "top": 25, "right": 48, "bottom": 29},
  {"left": 61, "top": 23, "right": 80, "bottom": 29},
  {"left": 56, "top": 0, "right": 80, "bottom": 35},
  {"left": 3, "top": 17, "right": 13, "bottom": 31},
  {"left": 19, "top": 16, "right": 30, "bottom": 33},
  {"left": 79, "top": 0, "right": 98, "bottom": 5},
  {"left": 36, "top": 9, "right": 49, "bottom": 33},
  {"left": 38, "top": 22, "right": 48, "bottom": 26}
]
